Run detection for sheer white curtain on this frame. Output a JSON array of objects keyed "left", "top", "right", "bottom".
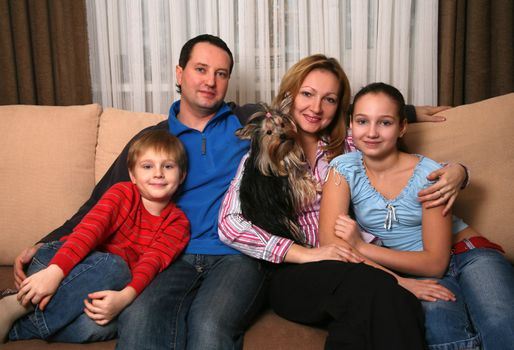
[{"left": 86, "top": 0, "right": 438, "bottom": 114}]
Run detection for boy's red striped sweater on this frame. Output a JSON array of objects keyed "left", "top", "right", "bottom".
[{"left": 49, "top": 182, "right": 190, "bottom": 295}]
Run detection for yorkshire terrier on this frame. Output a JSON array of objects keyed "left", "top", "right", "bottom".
[{"left": 236, "top": 105, "right": 319, "bottom": 242}]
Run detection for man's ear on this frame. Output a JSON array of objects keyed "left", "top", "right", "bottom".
[
  {"left": 180, "top": 171, "right": 187, "bottom": 185},
  {"left": 176, "top": 65, "right": 183, "bottom": 86}
]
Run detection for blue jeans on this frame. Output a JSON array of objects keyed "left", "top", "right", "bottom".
[
  {"left": 9, "top": 241, "right": 131, "bottom": 342},
  {"left": 422, "top": 248, "right": 514, "bottom": 350},
  {"left": 115, "top": 253, "right": 268, "bottom": 350}
]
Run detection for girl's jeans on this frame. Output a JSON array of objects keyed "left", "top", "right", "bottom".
[
  {"left": 9, "top": 241, "right": 131, "bottom": 342},
  {"left": 422, "top": 248, "right": 514, "bottom": 350}
]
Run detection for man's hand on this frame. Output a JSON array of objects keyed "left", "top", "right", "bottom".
[
  {"left": 415, "top": 105, "right": 451, "bottom": 123},
  {"left": 84, "top": 287, "right": 136, "bottom": 325},
  {"left": 14, "top": 243, "right": 43, "bottom": 289}
]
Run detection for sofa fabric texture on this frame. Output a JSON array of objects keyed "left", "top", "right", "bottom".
[{"left": 0, "top": 93, "right": 512, "bottom": 349}]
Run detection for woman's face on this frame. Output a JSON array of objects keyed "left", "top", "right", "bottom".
[{"left": 291, "top": 69, "right": 340, "bottom": 140}]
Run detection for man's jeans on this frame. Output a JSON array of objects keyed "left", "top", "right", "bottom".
[
  {"left": 115, "top": 253, "right": 268, "bottom": 350},
  {"left": 423, "top": 248, "right": 514, "bottom": 350},
  {"left": 9, "top": 241, "right": 130, "bottom": 342}
]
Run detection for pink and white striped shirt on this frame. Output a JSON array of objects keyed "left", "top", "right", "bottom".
[{"left": 218, "top": 137, "right": 355, "bottom": 263}]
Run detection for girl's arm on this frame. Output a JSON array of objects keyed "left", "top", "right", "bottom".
[
  {"left": 319, "top": 168, "right": 455, "bottom": 300},
  {"left": 340, "top": 203, "right": 452, "bottom": 278},
  {"left": 323, "top": 163, "right": 454, "bottom": 278}
]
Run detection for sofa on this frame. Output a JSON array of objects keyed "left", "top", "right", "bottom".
[{"left": 1, "top": 93, "right": 513, "bottom": 349}]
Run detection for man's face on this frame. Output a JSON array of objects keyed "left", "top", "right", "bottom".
[{"left": 176, "top": 42, "right": 231, "bottom": 116}]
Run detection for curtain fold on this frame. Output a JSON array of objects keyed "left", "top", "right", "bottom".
[
  {"left": 438, "top": 0, "right": 514, "bottom": 106},
  {"left": 0, "top": 0, "right": 91, "bottom": 106},
  {"left": 87, "top": 0, "right": 438, "bottom": 114}
]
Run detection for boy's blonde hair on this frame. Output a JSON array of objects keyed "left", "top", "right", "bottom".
[{"left": 127, "top": 130, "right": 187, "bottom": 176}]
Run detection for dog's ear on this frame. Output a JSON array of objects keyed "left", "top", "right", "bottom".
[{"left": 235, "top": 122, "right": 259, "bottom": 140}]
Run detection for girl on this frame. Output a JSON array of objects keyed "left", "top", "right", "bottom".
[
  {"left": 0, "top": 130, "right": 190, "bottom": 343},
  {"left": 219, "top": 55, "right": 467, "bottom": 349},
  {"left": 319, "top": 82, "right": 514, "bottom": 350}
]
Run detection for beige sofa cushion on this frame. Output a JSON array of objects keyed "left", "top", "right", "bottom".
[
  {"left": 403, "top": 93, "right": 514, "bottom": 262},
  {"left": 0, "top": 104, "right": 101, "bottom": 264},
  {"left": 95, "top": 108, "right": 167, "bottom": 183}
]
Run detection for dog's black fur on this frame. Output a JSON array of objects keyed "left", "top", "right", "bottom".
[
  {"left": 239, "top": 140, "right": 300, "bottom": 241},
  {"left": 237, "top": 106, "right": 312, "bottom": 242}
]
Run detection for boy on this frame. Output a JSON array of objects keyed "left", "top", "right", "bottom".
[{"left": 0, "top": 130, "right": 190, "bottom": 343}]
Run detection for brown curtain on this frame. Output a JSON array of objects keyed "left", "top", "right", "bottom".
[
  {"left": 438, "top": 0, "right": 514, "bottom": 106},
  {"left": 0, "top": 0, "right": 91, "bottom": 106}
]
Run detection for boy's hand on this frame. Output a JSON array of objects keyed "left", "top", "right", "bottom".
[
  {"left": 84, "top": 287, "right": 136, "bottom": 325},
  {"left": 17, "top": 264, "right": 64, "bottom": 309}
]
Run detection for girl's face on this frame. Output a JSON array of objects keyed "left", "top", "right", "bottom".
[
  {"left": 291, "top": 69, "right": 340, "bottom": 140},
  {"left": 351, "top": 92, "right": 406, "bottom": 158}
]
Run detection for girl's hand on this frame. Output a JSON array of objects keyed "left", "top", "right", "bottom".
[
  {"left": 334, "top": 214, "right": 364, "bottom": 248},
  {"left": 84, "top": 288, "right": 136, "bottom": 325},
  {"left": 17, "top": 264, "right": 64, "bottom": 309},
  {"left": 398, "top": 277, "right": 456, "bottom": 302},
  {"left": 418, "top": 163, "right": 467, "bottom": 215},
  {"left": 414, "top": 105, "right": 451, "bottom": 122}
]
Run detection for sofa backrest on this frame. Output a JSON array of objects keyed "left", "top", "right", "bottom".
[
  {"left": 0, "top": 104, "right": 101, "bottom": 264},
  {"left": 403, "top": 93, "right": 514, "bottom": 261},
  {"left": 95, "top": 108, "right": 167, "bottom": 182},
  {"left": 0, "top": 95, "right": 512, "bottom": 265}
]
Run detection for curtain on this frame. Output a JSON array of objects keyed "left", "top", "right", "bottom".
[
  {"left": 0, "top": 0, "right": 91, "bottom": 106},
  {"left": 86, "top": 0, "right": 438, "bottom": 114},
  {"left": 438, "top": 0, "right": 514, "bottom": 106}
]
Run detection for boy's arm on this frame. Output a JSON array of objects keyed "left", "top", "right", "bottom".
[
  {"left": 14, "top": 122, "right": 168, "bottom": 288},
  {"left": 41, "top": 121, "right": 169, "bottom": 243}
]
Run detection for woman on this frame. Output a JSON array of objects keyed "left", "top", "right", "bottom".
[
  {"left": 219, "top": 55, "right": 467, "bottom": 349},
  {"left": 319, "top": 82, "right": 514, "bottom": 350}
]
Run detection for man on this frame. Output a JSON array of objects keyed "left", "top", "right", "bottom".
[{"left": 13, "top": 34, "right": 267, "bottom": 350}]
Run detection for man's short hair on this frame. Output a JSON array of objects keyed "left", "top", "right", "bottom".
[{"left": 176, "top": 34, "right": 234, "bottom": 93}]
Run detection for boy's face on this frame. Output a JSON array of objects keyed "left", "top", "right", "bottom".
[{"left": 129, "top": 148, "right": 185, "bottom": 209}]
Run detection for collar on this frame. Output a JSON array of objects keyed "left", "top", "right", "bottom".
[{"left": 167, "top": 100, "right": 232, "bottom": 135}]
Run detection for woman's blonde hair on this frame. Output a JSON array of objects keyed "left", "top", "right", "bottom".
[{"left": 272, "top": 54, "right": 351, "bottom": 161}]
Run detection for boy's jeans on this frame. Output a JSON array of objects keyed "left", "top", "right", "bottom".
[
  {"left": 423, "top": 248, "right": 514, "bottom": 350},
  {"left": 9, "top": 241, "right": 131, "bottom": 342}
]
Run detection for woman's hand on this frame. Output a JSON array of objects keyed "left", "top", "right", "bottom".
[
  {"left": 334, "top": 214, "right": 364, "bottom": 248},
  {"left": 398, "top": 277, "right": 456, "bottom": 302},
  {"left": 305, "top": 244, "right": 364, "bottom": 264},
  {"left": 414, "top": 106, "right": 451, "bottom": 122},
  {"left": 418, "top": 163, "right": 467, "bottom": 215},
  {"left": 17, "top": 264, "right": 64, "bottom": 309},
  {"left": 84, "top": 287, "right": 136, "bottom": 325}
]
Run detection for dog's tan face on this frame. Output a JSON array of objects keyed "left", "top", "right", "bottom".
[{"left": 236, "top": 112, "right": 303, "bottom": 177}]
